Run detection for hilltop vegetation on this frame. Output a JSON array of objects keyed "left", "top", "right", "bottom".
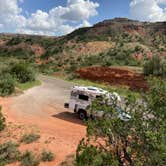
[{"left": 0, "top": 18, "right": 165, "bottom": 75}]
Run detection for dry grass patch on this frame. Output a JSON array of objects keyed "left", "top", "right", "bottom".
[
  {"left": 20, "top": 151, "right": 40, "bottom": 166},
  {"left": 20, "top": 133, "right": 40, "bottom": 144}
]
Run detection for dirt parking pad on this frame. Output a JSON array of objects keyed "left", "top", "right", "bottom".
[{"left": 0, "top": 76, "right": 86, "bottom": 165}]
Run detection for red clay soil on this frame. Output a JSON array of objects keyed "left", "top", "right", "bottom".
[{"left": 76, "top": 66, "right": 148, "bottom": 91}]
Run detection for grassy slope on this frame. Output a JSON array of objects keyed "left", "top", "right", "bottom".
[{"left": 17, "top": 80, "right": 41, "bottom": 91}]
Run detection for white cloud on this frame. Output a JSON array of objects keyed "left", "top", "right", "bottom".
[
  {"left": 0, "top": 0, "right": 21, "bottom": 15},
  {"left": 157, "top": 0, "right": 166, "bottom": 4},
  {"left": 80, "top": 20, "right": 92, "bottom": 27},
  {"left": 0, "top": 0, "right": 99, "bottom": 36},
  {"left": 0, "top": 24, "right": 3, "bottom": 29},
  {"left": 61, "top": 0, "right": 99, "bottom": 21},
  {"left": 0, "top": 0, "right": 26, "bottom": 31},
  {"left": 130, "top": 0, "right": 166, "bottom": 22},
  {"left": 25, "top": 10, "right": 53, "bottom": 31}
]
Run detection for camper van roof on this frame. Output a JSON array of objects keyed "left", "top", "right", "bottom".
[{"left": 72, "top": 86, "right": 107, "bottom": 95}]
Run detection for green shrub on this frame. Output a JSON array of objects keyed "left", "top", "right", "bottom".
[
  {"left": 135, "top": 45, "right": 143, "bottom": 52},
  {"left": 10, "top": 63, "right": 35, "bottom": 83},
  {"left": 20, "top": 133, "right": 40, "bottom": 144},
  {"left": 0, "top": 107, "right": 6, "bottom": 131},
  {"left": 0, "top": 74, "right": 15, "bottom": 96},
  {"left": 0, "top": 47, "right": 35, "bottom": 60},
  {"left": 6, "top": 37, "right": 24, "bottom": 46},
  {"left": 0, "top": 142, "right": 20, "bottom": 165},
  {"left": 76, "top": 79, "right": 166, "bottom": 165},
  {"left": 41, "top": 150, "right": 55, "bottom": 162},
  {"left": 67, "top": 73, "right": 79, "bottom": 80},
  {"left": 76, "top": 142, "right": 118, "bottom": 166},
  {"left": 20, "top": 151, "right": 40, "bottom": 166},
  {"left": 143, "top": 56, "right": 165, "bottom": 76}
]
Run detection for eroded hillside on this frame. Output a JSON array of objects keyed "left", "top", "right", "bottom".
[{"left": 0, "top": 18, "right": 166, "bottom": 74}]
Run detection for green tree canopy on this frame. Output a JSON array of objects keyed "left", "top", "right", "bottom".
[
  {"left": 143, "top": 56, "right": 166, "bottom": 77},
  {"left": 76, "top": 78, "right": 166, "bottom": 166}
]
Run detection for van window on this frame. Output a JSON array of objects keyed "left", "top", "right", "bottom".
[
  {"left": 79, "top": 94, "right": 89, "bottom": 101},
  {"left": 96, "top": 95, "right": 102, "bottom": 99}
]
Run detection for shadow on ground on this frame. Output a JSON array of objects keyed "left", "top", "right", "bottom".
[{"left": 52, "top": 112, "right": 85, "bottom": 126}]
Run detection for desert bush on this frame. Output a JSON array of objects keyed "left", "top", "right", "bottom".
[
  {"left": 20, "top": 151, "right": 40, "bottom": 166},
  {"left": 10, "top": 63, "right": 35, "bottom": 83},
  {"left": 20, "top": 133, "right": 40, "bottom": 144},
  {"left": 0, "top": 142, "right": 20, "bottom": 165},
  {"left": 143, "top": 56, "right": 165, "bottom": 76},
  {"left": 0, "top": 107, "right": 6, "bottom": 131},
  {"left": 0, "top": 74, "right": 15, "bottom": 96},
  {"left": 135, "top": 45, "right": 143, "bottom": 52},
  {"left": 65, "top": 62, "right": 78, "bottom": 74},
  {"left": 76, "top": 142, "right": 118, "bottom": 166},
  {"left": 41, "top": 150, "right": 55, "bottom": 162},
  {"left": 0, "top": 47, "right": 34, "bottom": 60},
  {"left": 13, "top": 48, "right": 34, "bottom": 60},
  {"left": 67, "top": 73, "right": 79, "bottom": 80},
  {"left": 6, "top": 37, "right": 23, "bottom": 46},
  {"left": 38, "top": 62, "right": 59, "bottom": 74},
  {"left": 76, "top": 78, "right": 166, "bottom": 165}
]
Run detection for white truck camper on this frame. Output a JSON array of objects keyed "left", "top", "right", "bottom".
[{"left": 64, "top": 86, "right": 131, "bottom": 121}]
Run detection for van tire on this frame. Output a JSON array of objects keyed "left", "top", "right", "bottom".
[{"left": 78, "top": 110, "right": 87, "bottom": 120}]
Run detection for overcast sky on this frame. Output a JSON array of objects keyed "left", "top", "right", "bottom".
[{"left": 0, "top": 0, "right": 166, "bottom": 36}]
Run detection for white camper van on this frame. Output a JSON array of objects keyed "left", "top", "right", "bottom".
[{"left": 64, "top": 86, "right": 131, "bottom": 121}]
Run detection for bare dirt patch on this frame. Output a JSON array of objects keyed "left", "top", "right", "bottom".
[
  {"left": 76, "top": 66, "right": 148, "bottom": 91},
  {"left": 31, "top": 45, "right": 45, "bottom": 57}
]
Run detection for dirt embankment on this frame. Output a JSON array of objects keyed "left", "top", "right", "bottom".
[{"left": 76, "top": 66, "right": 148, "bottom": 91}]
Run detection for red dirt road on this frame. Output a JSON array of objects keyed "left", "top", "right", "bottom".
[
  {"left": 76, "top": 66, "right": 148, "bottom": 91},
  {"left": 0, "top": 76, "right": 86, "bottom": 166}
]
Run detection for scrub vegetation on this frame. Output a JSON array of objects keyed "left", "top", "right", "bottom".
[{"left": 76, "top": 79, "right": 166, "bottom": 165}]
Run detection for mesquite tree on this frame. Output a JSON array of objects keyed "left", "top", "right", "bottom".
[{"left": 76, "top": 79, "right": 166, "bottom": 166}]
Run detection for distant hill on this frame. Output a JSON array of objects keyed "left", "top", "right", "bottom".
[{"left": 0, "top": 18, "right": 165, "bottom": 74}]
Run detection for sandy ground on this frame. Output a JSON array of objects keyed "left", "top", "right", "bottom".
[{"left": 0, "top": 75, "right": 86, "bottom": 166}]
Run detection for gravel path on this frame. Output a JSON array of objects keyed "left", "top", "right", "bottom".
[{"left": 11, "top": 75, "right": 74, "bottom": 117}]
